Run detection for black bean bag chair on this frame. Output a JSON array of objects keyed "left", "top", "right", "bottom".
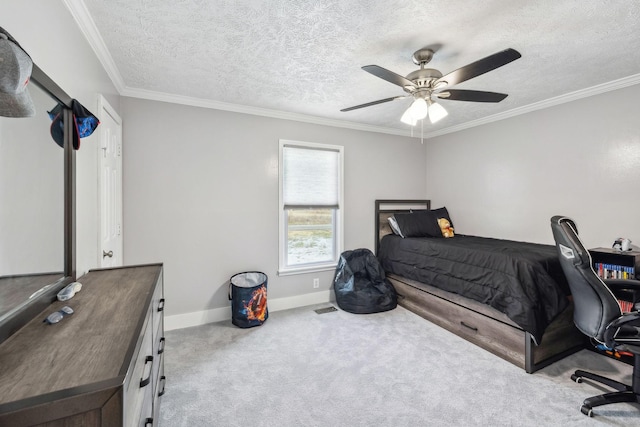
[{"left": 333, "top": 248, "right": 397, "bottom": 314}]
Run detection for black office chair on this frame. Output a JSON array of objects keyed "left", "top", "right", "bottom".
[{"left": 550, "top": 216, "right": 640, "bottom": 416}]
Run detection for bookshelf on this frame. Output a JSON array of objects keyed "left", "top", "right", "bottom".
[
  {"left": 590, "top": 247, "right": 640, "bottom": 281},
  {"left": 588, "top": 247, "right": 640, "bottom": 365}
]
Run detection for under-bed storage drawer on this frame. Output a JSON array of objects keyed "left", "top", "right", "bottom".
[{"left": 390, "top": 276, "right": 527, "bottom": 368}]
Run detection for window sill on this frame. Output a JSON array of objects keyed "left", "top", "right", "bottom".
[{"left": 277, "top": 264, "right": 337, "bottom": 277}]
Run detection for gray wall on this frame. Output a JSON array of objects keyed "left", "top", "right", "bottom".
[
  {"left": 425, "top": 84, "right": 640, "bottom": 249},
  {"left": 120, "top": 98, "right": 427, "bottom": 318},
  {"left": 4, "top": 0, "right": 121, "bottom": 277}
]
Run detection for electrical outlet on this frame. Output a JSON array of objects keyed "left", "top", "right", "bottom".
[{"left": 313, "top": 278, "right": 320, "bottom": 288}]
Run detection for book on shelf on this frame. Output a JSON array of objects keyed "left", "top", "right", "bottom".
[
  {"left": 593, "top": 262, "right": 637, "bottom": 312},
  {"left": 590, "top": 248, "right": 640, "bottom": 313},
  {"left": 618, "top": 299, "right": 635, "bottom": 312},
  {"left": 594, "top": 262, "right": 634, "bottom": 280}
]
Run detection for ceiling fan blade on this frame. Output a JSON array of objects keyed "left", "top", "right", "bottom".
[
  {"left": 436, "top": 90, "right": 508, "bottom": 103},
  {"left": 362, "top": 65, "right": 416, "bottom": 89},
  {"left": 435, "top": 48, "right": 521, "bottom": 88},
  {"left": 341, "top": 96, "right": 408, "bottom": 112}
]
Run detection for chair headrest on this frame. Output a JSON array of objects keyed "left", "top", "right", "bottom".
[{"left": 550, "top": 216, "right": 589, "bottom": 266}]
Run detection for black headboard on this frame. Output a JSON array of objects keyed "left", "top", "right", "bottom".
[{"left": 374, "top": 199, "right": 431, "bottom": 254}]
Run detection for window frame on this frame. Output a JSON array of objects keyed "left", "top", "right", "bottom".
[{"left": 278, "top": 139, "right": 344, "bottom": 276}]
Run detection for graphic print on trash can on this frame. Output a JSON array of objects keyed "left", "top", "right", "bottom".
[
  {"left": 243, "top": 285, "right": 267, "bottom": 321},
  {"left": 230, "top": 271, "right": 268, "bottom": 328}
]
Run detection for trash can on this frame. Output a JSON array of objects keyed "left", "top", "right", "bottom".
[{"left": 229, "top": 271, "right": 268, "bottom": 328}]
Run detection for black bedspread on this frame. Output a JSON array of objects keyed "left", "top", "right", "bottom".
[{"left": 378, "top": 234, "right": 570, "bottom": 343}]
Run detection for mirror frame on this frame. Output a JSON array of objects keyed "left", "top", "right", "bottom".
[{"left": 0, "top": 64, "right": 76, "bottom": 342}]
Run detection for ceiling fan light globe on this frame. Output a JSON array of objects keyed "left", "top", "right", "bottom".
[
  {"left": 410, "top": 98, "right": 428, "bottom": 119},
  {"left": 400, "top": 107, "right": 418, "bottom": 126},
  {"left": 428, "top": 102, "right": 448, "bottom": 124}
]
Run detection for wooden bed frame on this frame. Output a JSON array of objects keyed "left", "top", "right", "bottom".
[{"left": 375, "top": 199, "right": 584, "bottom": 373}]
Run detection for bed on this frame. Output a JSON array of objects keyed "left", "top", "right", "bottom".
[{"left": 375, "top": 200, "right": 584, "bottom": 373}]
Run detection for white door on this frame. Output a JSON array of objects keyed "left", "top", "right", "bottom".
[{"left": 98, "top": 95, "right": 123, "bottom": 268}]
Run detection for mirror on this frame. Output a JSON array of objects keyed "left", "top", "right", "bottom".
[{"left": 0, "top": 66, "right": 74, "bottom": 339}]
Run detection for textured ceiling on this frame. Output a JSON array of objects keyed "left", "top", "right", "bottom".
[{"left": 73, "top": 0, "right": 640, "bottom": 137}]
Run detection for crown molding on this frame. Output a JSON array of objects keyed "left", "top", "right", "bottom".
[
  {"left": 66, "top": 0, "right": 640, "bottom": 141},
  {"left": 63, "top": 0, "right": 126, "bottom": 93},
  {"left": 422, "top": 72, "right": 640, "bottom": 139},
  {"left": 121, "top": 86, "right": 412, "bottom": 137},
  {"left": 136, "top": 72, "right": 640, "bottom": 140}
]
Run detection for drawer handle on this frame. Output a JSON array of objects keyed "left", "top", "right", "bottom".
[
  {"left": 145, "top": 417, "right": 153, "bottom": 426},
  {"left": 159, "top": 375, "right": 167, "bottom": 397},
  {"left": 460, "top": 321, "right": 478, "bottom": 332},
  {"left": 158, "top": 337, "right": 165, "bottom": 355},
  {"left": 157, "top": 298, "right": 165, "bottom": 312},
  {"left": 140, "top": 356, "right": 154, "bottom": 388}
]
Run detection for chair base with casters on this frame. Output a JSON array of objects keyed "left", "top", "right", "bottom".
[{"left": 571, "top": 354, "right": 640, "bottom": 416}]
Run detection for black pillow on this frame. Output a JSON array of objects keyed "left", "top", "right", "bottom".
[{"left": 393, "top": 211, "right": 441, "bottom": 238}]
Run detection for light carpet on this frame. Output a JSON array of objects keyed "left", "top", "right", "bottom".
[{"left": 159, "top": 304, "right": 639, "bottom": 426}]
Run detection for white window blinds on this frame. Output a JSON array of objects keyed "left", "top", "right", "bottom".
[{"left": 283, "top": 145, "right": 340, "bottom": 209}]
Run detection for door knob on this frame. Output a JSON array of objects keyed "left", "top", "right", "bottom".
[{"left": 103, "top": 250, "right": 113, "bottom": 258}]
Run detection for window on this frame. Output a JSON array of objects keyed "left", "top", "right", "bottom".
[{"left": 279, "top": 140, "right": 343, "bottom": 275}]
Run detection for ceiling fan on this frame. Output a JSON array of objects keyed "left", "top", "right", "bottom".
[{"left": 341, "top": 47, "right": 521, "bottom": 126}]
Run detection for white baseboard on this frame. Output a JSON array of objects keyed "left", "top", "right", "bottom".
[{"left": 164, "top": 290, "right": 333, "bottom": 331}]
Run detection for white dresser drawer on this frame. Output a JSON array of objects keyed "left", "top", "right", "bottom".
[
  {"left": 139, "top": 384, "right": 154, "bottom": 427},
  {"left": 124, "top": 317, "right": 154, "bottom": 427},
  {"left": 151, "top": 275, "right": 164, "bottom": 341},
  {"left": 154, "top": 356, "right": 166, "bottom": 423}
]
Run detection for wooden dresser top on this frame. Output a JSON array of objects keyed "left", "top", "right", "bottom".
[{"left": 0, "top": 264, "right": 162, "bottom": 408}]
